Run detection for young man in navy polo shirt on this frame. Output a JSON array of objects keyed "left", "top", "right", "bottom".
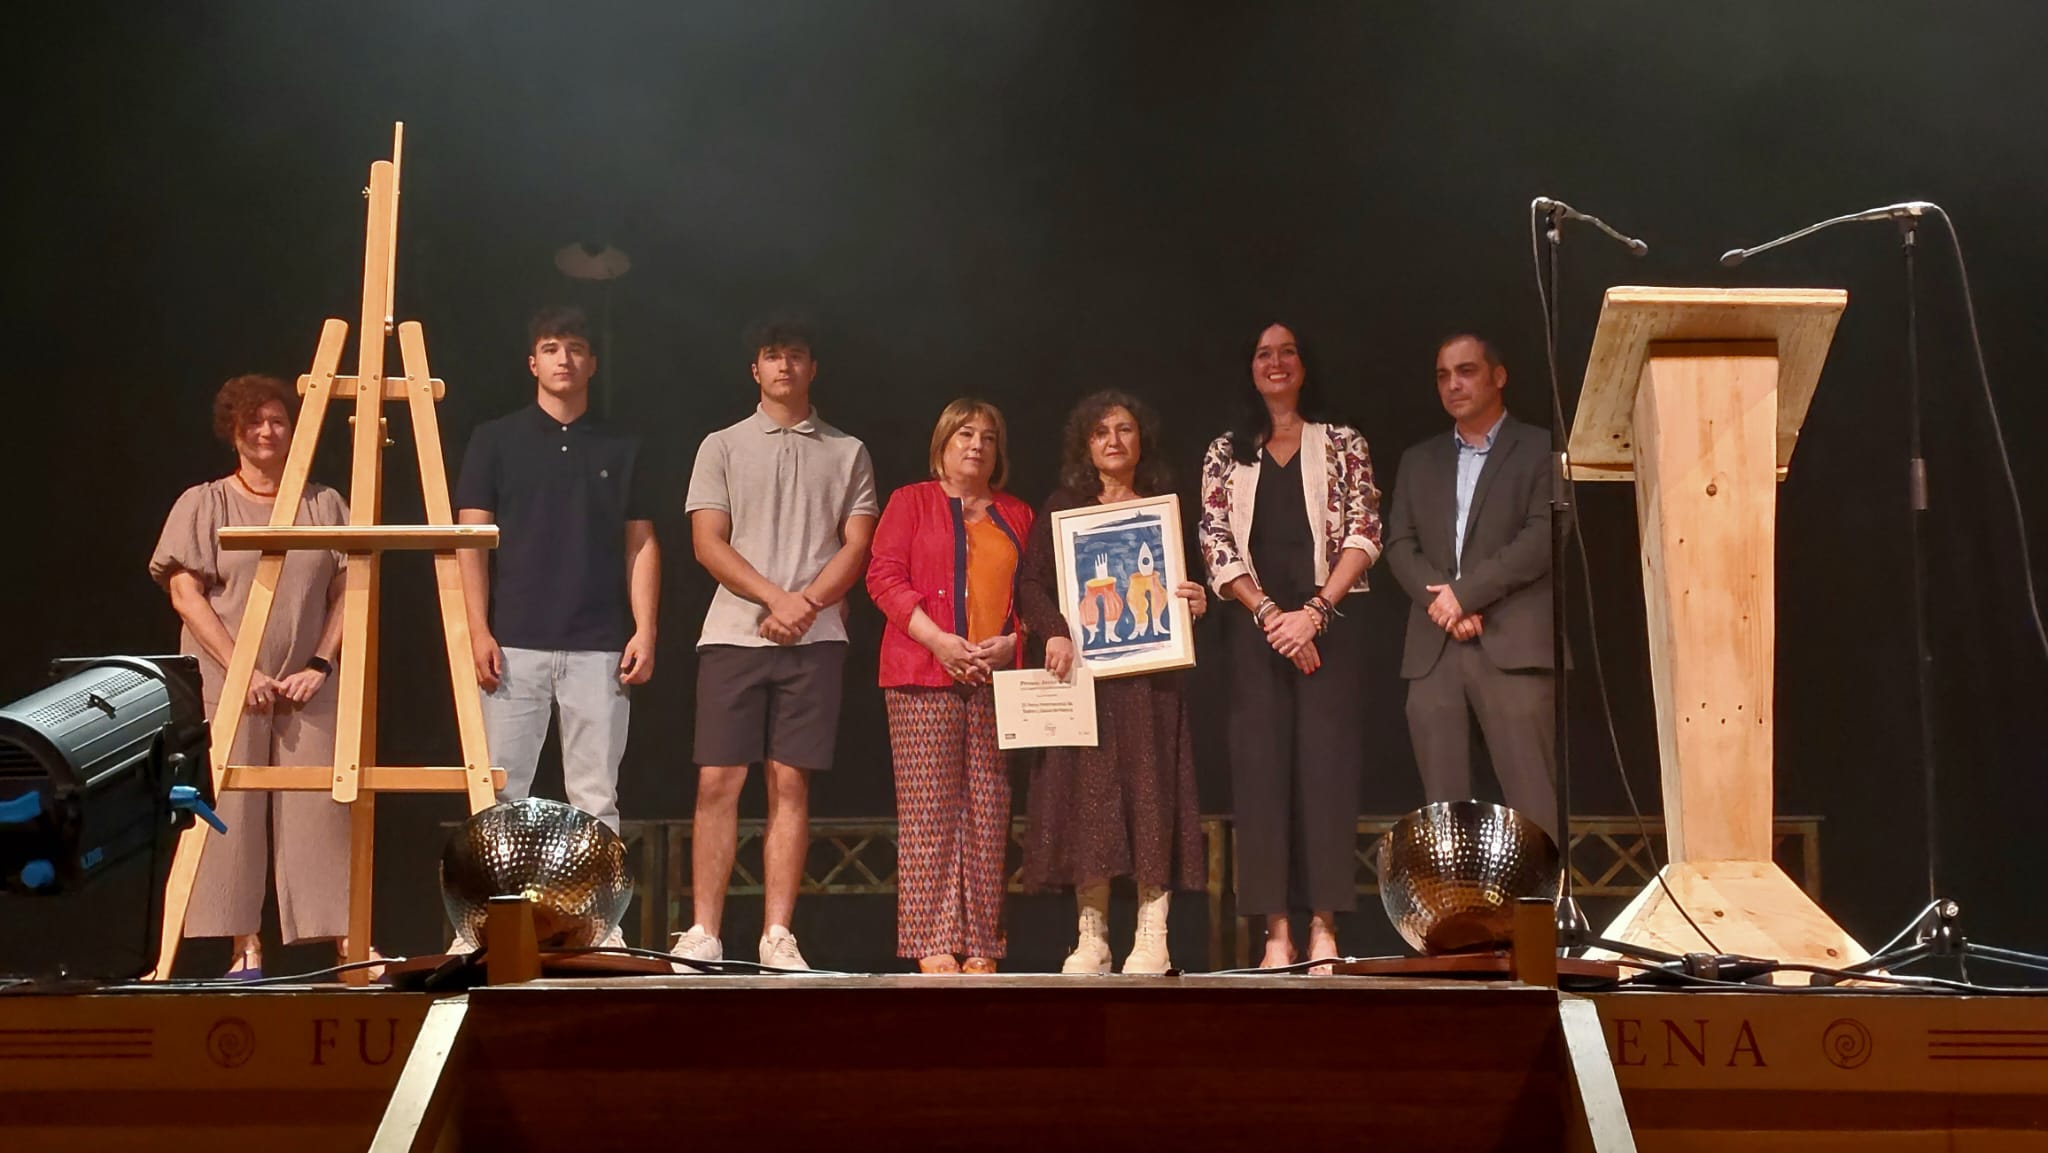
[
  {"left": 673, "top": 319, "right": 877, "bottom": 970},
  {"left": 455, "top": 306, "right": 660, "bottom": 854}
]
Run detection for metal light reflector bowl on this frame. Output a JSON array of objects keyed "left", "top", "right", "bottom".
[
  {"left": 1375, "top": 800, "right": 1561, "bottom": 954},
  {"left": 439, "top": 798, "right": 631, "bottom": 948}
]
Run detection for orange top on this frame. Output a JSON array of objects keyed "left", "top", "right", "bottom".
[{"left": 964, "top": 515, "right": 1019, "bottom": 643}]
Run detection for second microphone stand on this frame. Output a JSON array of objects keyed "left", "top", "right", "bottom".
[
  {"left": 1726, "top": 202, "right": 2048, "bottom": 983},
  {"left": 1537, "top": 205, "right": 1589, "bottom": 948},
  {"left": 1825, "top": 216, "right": 2042, "bottom": 981}
]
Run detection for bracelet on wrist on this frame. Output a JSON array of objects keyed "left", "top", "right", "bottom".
[{"left": 304, "top": 655, "right": 333, "bottom": 676}]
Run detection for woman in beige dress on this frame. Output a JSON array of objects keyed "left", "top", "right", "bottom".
[{"left": 150, "top": 374, "right": 356, "bottom": 977}]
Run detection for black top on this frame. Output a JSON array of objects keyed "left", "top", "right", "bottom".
[
  {"left": 1248, "top": 449, "right": 1316, "bottom": 604},
  {"left": 454, "top": 404, "right": 652, "bottom": 651}
]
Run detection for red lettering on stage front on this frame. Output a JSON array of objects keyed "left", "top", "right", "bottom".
[
  {"left": 1664, "top": 1019, "right": 1709, "bottom": 1066},
  {"left": 311, "top": 1018, "right": 339, "bottom": 1066},
  {"left": 358, "top": 1018, "right": 399, "bottom": 1066},
  {"left": 1613, "top": 1018, "right": 1645, "bottom": 1066},
  {"left": 1728, "top": 1019, "right": 1766, "bottom": 1067}
]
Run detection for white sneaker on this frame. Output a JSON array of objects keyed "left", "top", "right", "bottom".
[
  {"left": 759, "top": 926, "right": 810, "bottom": 971},
  {"left": 597, "top": 924, "right": 627, "bottom": 950},
  {"left": 669, "top": 924, "right": 723, "bottom": 965},
  {"left": 449, "top": 925, "right": 479, "bottom": 954}
]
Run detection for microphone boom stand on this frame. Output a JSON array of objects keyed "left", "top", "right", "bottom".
[
  {"left": 1538, "top": 206, "right": 1590, "bottom": 949},
  {"left": 1726, "top": 202, "right": 2048, "bottom": 983},
  {"left": 1532, "top": 197, "right": 1740, "bottom": 972}
]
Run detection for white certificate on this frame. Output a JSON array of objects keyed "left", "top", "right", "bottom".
[{"left": 993, "top": 667, "right": 1099, "bottom": 750}]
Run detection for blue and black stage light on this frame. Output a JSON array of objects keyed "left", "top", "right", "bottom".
[{"left": 0, "top": 655, "right": 221, "bottom": 981}]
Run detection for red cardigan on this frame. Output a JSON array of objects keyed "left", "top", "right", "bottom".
[{"left": 866, "top": 480, "right": 1035, "bottom": 689}]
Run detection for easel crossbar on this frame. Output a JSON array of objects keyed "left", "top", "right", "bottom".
[
  {"left": 225, "top": 765, "right": 508, "bottom": 791},
  {"left": 219, "top": 526, "right": 499, "bottom": 551},
  {"left": 302, "top": 374, "right": 446, "bottom": 400}
]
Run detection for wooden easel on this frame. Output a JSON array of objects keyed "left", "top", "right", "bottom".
[{"left": 151, "top": 124, "right": 504, "bottom": 984}]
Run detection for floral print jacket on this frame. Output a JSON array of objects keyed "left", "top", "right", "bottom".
[{"left": 1198, "top": 423, "right": 1382, "bottom": 598}]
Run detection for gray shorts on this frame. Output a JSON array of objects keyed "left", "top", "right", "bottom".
[{"left": 693, "top": 642, "right": 847, "bottom": 770}]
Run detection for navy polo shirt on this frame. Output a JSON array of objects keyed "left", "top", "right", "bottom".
[{"left": 454, "top": 404, "right": 652, "bottom": 652}]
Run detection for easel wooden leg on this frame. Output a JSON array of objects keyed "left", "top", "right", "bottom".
[
  {"left": 342, "top": 534, "right": 384, "bottom": 987},
  {"left": 331, "top": 561, "right": 376, "bottom": 806},
  {"left": 398, "top": 322, "right": 497, "bottom": 815},
  {"left": 343, "top": 795, "right": 376, "bottom": 986},
  {"left": 435, "top": 551, "right": 495, "bottom": 815},
  {"left": 149, "top": 820, "right": 211, "bottom": 980}
]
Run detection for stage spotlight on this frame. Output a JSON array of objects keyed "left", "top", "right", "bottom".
[
  {"left": 1376, "top": 801, "right": 1560, "bottom": 954},
  {"left": 0, "top": 655, "right": 219, "bottom": 980}
]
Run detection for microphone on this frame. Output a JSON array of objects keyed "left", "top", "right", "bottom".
[
  {"left": 1721, "top": 201, "right": 1937, "bottom": 267},
  {"left": 1534, "top": 197, "right": 1649, "bottom": 256}
]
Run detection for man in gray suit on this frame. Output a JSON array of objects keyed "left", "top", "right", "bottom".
[{"left": 1384, "top": 334, "right": 1558, "bottom": 839}]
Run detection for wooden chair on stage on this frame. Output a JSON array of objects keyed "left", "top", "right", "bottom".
[
  {"left": 1569, "top": 286, "right": 1868, "bottom": 978},
  {"left": 150, "top": 125, "right": 503, "bottom": 985}
]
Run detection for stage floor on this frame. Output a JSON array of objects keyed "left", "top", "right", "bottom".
[{"left": 3, "top": 973, "right": 2045, "bottom": 1151}]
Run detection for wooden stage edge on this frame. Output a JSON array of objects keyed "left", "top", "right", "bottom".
[{"left": 3, "top": 974, "right": 2046, "bottom": 1153}]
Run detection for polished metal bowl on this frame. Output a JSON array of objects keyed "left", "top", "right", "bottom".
[
  {"left": 439, "top": 798, "right": 631, "bottom": 948},
  {"left": 1374, "top": 800, "right": 1561, "bottom": 954}
]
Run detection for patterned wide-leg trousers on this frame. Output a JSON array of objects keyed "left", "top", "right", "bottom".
[{"left": 886, "top": 685, "right": 1010, "bottom": 959}]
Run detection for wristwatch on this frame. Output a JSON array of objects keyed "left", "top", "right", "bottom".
[{"left": 304, "top": 656, "right": 333, "bottom": 676}]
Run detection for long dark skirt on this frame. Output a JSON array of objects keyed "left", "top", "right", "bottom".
[{"left": 1021, "top": 670, "right": 1205, "bottom": 891}]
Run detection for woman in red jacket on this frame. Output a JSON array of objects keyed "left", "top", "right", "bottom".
[{"left": 866, "top": 399, "right": 1034, "bottom": 973}]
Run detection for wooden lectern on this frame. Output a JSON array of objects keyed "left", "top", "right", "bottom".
[{"left": 1569, "top": 286, "right": 1868, "bottom": 978}]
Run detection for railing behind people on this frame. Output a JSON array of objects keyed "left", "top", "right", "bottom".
[{"left": 442, "top": 814, "right": 1824, "bottom": 970}]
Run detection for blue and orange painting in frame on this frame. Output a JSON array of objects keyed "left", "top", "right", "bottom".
[{"left": 1049, "top": 494, "right": 1196, "bottom": 679}]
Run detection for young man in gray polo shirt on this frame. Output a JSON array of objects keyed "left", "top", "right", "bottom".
[{"left": 673, "top": 319, "right": 877, "bottom": 969}]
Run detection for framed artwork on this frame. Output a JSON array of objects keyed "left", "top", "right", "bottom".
[{"left": 1049, "top": 494, "right": 1196, "bottom": 679}]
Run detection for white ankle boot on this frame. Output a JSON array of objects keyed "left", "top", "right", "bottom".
[
  {"left": 1122, "top": 884, "right": 1171, "bottom": 974},
  {"left": 1061, "top": 879, "right": 1112, "bottom": 974}
]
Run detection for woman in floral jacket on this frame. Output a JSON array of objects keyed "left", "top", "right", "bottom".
[{"left": 1198, "top": 321, "right": 1381, "bottom": 970}]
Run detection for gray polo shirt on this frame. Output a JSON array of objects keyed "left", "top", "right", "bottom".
[{"left": 685, "top": 404, "right": 879, "bottom": 648}]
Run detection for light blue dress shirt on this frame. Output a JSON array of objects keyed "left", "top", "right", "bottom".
[{"left": 1453, "top": 412, "right": 1507, "bottom": 577}]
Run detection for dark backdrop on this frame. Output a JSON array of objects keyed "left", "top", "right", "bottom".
[{"left": 11, "top": 1, "right": 2048, "bottom": 974}]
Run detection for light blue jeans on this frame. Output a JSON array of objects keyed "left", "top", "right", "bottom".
[{"left": 481, "top": 647, "right": 629, "bottom": 831}]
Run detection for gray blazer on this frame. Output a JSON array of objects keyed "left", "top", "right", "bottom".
[{"left": 1383, "top": 414, "right": 1555, "bottom": 678}]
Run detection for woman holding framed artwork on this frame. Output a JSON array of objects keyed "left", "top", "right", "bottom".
[
  {"left": 1018, "top": 390, "right": 1208, "bottom": 975},
  {"left": 1198, "top": 321, "right": 1381, "bottom": 971}
]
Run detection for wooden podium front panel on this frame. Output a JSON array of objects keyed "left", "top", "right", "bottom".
[{"left": 1633, "top": 344, "right": 1780, "bottom": 864}]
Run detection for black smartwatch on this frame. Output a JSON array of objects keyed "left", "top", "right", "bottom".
[{"left": 304, "top": 656, "right": 333, "bottom": 676}]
